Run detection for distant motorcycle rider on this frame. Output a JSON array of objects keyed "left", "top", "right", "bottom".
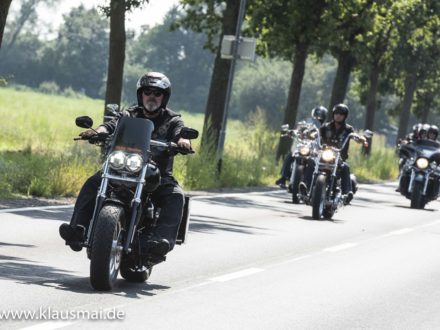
[
  {"left": 59, "top": 72, "right": 191, "bottom": 258},
  {"left": 428, "top": 125, "right": 439, "bottom": 141},
  {"left": 275, "top": 106, "right": 328, "bottom": 188},
  {"left": 300, "top": 103, "right": 358, "bottom": 204}
]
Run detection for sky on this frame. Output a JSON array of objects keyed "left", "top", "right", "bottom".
[{"left": 10, "top": 0, "right": 180, "bottom": 37}]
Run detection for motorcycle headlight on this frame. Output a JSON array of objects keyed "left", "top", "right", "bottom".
[
  {"left": 416, "top": 157, "right": 429, "bottom": 169},
  {"left": 321, "top": 149, "right": 336, "bottom": 162},
  {"left": 299, "top": 146, "right": 311, "bottom": 156},
  {"left": 126, "top": 154, "right": 143, "bottom": 173},
  {"left": 109, "top": 151, "right": 126, "bottom": 170}
]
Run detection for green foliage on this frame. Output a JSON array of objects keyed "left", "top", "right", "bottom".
[
  {"left": 38, "top": 81, "right": 60, "bottom": 95},
  {"left": 0, "top": 5, "right": 109, "bottom": 98},
  {"left": 350, "top": 135, "right": 399, "bottom": 182},
  {"left": 173, "top": 0, "right": 225, "bottom": 52},
  {"left": 125, "top": 7, "right": 214, "bottom": 113}
]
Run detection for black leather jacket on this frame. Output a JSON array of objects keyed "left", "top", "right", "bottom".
[
  {"left": 100, "top": 105, "right": 185, "bottom": 177},
  {"left": 319, "top": 121, "right": 354, "bottom": 161}
]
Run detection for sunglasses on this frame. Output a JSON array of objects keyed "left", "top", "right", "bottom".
[{"left": 143, "top": 89, "right": 163, "bottom": 97}]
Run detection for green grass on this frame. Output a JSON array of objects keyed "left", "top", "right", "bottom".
[
  {"left": 0, "top": 87, "right": 280, "bottom": 198},
  {"left": 350, "top": 135, "right": 399, "bottom": 183},
  {"left": 0, "top": 87, "right": 398, "bottom": 198}
]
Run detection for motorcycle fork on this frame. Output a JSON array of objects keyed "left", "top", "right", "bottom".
[
  {"left": 123, "top": 169, "right": 149, "bottom": 253},
  {"left": 86, "top": 161, "right": 110, "bottom": 248}
]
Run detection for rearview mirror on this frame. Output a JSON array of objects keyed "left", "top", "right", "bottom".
[
  {"left": 75, "top": 116, "right": 93, "bottom": 129},
  {"left": 364, "top": 129, "right": 374, "bottom": 138},
  {"left": 180, "top": 127, "right": 199, "bottom": 140}
]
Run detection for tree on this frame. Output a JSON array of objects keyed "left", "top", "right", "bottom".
[
  {"left": 51, "top": 6, "right": 109, "bottom": 97},
  {"left": 127, "top": 7, "right": 214, "bottom": 112},
  {"left": 0, "top": 0, "right": 12, "bottom": 48},
  {"left": 248, "top": 0, "right": 327, "bottom": 159},
  {"left": 324, "top": 0, "right": 376, "bottom": 110},
  {"left": 176, "top": 0, "right": 241, "bottom": 154},
  {"left": 100, "top": 0, "right": 149, "bottom": 118},
  {"left": 387, "top": 0, "right": 440, "bottom": 141}
]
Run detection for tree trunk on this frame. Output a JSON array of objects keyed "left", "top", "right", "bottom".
[
  {"left": 104, "top": 0, "right": 125, "bottom": 119},
  {"left": 200, "top": 0, "right": 239, "bottom": 154},
  {"left": 328, "top": 50, "right": 356, "bottom": 111},
  {"left": 397, "top": 72, "right": 417, "bottom": 142},
  {"left": 0, "top": 0, "right": 12, "bottom": 49},
  {"left": 362, "top": 64, "right": 380, "bottom": 155},
  {"left": 421, "top": 101, "right": 430, "bottom": 123},
  {"left": 276, "top": 43, "right": 309, "bottom": 160}
]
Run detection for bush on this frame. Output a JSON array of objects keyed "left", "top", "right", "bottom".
[{"left": 38, "top": 81, "right": 60, "bottom": 95}]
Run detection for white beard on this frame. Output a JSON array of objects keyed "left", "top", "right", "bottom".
[{"left": 144, "top": 100, "right": 160, "bottom": 113}]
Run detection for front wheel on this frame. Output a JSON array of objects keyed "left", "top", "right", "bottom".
[
  {"left": 410, "top": 180, "right": 426, "bottom": 209},
  {"left": 90, "top": 205, "right": 124, "bottom": 291},
  {"left": 312, "top": 174, "right": 327, "bottom": 220}
]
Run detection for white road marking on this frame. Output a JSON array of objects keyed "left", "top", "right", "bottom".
[
  {"left": 285, "top": 255, "right": 313, "bottom": 263},
  {"left": 210, "top": 268, "right": 264, "bottom": 282},
  {"left": 323, "top": 243, "right": 358, "bottom": 253},
  {"left": 382, "top": 228, "right": 414, "bottom": 237},
  {"left": 20, "top": 321, "right": 75, "bottom": 330}
]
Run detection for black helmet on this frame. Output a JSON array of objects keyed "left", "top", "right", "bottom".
[
  {"left": 311, "top": 106, "right": 328, "bottom": 124},
  {"left": 136, "top": 72, "right": 171, "bottom": 109},
  {"left": 428, "top": 125, "right": 439, "bottom": 140},
  {"left": 332, "top": 103, "right": 349, "bottom": 119}
]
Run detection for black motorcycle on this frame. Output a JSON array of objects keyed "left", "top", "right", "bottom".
[
  {"left": 74, "top": 115, "right": 198, "bottom": 291},
  {"left": 397, "top": 139, "right": 440, "bottom": 209},
  {"left": 281, "top": 123, "right": 320, "bottom": 203},
  {"left": 301, "top": 130, "right": 371, "bottom": 220}
]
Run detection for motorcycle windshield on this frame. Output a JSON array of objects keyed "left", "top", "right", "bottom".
[
  {"left": 109, "top": 116, "right": 154, "bottom": 159},
  {"left": 413, "top": 140, "right": 440, "bottom": 162}
]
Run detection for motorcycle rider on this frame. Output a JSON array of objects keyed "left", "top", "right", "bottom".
[
  {"left": 299, "top": 103, "right": 359, "bottom": 204},
  {"left": 428, "top": 125, "right": 439, "bottom": 141},
  {"left": 59, "top": 72, "right": 191, "bottom": 259},
  {"left": 275, "top": 106, "right": 328, "bottom": 188}
]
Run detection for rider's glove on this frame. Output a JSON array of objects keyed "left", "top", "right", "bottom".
[{"left": 79, "top": 129, "right": 97, "bottom": 139}]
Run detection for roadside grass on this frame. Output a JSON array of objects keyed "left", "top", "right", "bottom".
[
  {"left": 0, "top": 87, "right": 398, "bottom": 198},
  {"left": 0, "top": 87, "right": 280, "bottom": 198},
  {"left": 350, "top": 135, "right": 399, "bottom": 183}
]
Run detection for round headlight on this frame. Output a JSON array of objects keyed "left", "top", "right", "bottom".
[
  {"left": 322, "top": 149, "right": 336, "bottom": 162},
  {"left": 109, "top": 151, "right": 126, "bottom": 170},
  {"left": 299, "top": 146, "right": 310, "bottom": 156},
  {"left": 416, "top": 157, "right": 429, "bottom": 169},
  {"left": 126, "top": 154, "right": 143, "bottom": 172}
]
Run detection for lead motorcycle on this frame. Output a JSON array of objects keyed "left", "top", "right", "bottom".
[
  {"left": 74, "top": 115, "right": 198, "bottom": 291},
  {"left": 300, "top": 130, "right": 371, "bottom": 220},
  {"left": 397, "top": 139, "right": 440, "bottom": 209},
  {"left": 281, "top": 122, "right": 320, "bottom": 203}
]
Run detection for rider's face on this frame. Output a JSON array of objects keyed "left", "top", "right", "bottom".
[
  {"left": 333, "top": 112, "right": 345, "bottom": 124},
  {"left": 142, "top": 89, "right": 164, "bottom": 113}
]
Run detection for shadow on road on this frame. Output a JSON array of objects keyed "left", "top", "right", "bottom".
[
  {"left": 189, "top": 214, "right": 270, "bottom": 235},
  {"left": 298, "top": 215, "right": 345, "bottom": 224},
  {"left": 0, "top": 253, "right": 171, "bottom": 296},
  {"left": 6, "top": 208, "right": 73, "bottom": 222},
  {"left": 0, "top": 242, "right": 35, "bottom": 248}
]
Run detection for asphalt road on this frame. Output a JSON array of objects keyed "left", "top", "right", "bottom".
[{"left": 1, "top": 182, "right": 440, "bottom": 330}]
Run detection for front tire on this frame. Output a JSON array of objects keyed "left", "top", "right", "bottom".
[
  {"left": 312, "top": 174, "right": 326, "bottom": 220},
  {"left": 410, "top": 180, "right": 426, "bottom": 209},
  {"left": 90, "top": 205, "right": 124, "bottom": 291}
]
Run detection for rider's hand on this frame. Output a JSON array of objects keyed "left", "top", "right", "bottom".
[
  {"left": 79, "top": 129, "right": 97, "bottom": 139},
  {"left": 177, "top": 138, "right": 191, "bottom": 150}
]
